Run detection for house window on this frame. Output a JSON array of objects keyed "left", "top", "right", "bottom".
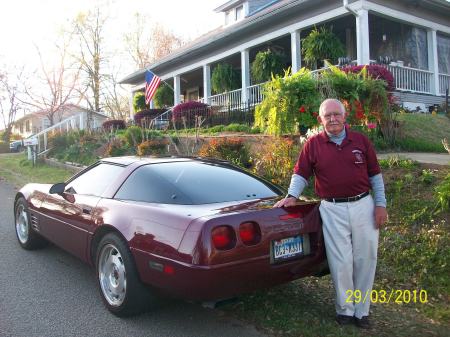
[
  {"left": 235, "top": 5, "right": 243, "bottom": 21},
  {"left": 437, "top": 33, "right": 450, "bottom": 74},
  {"left": 19, "top": 123, "right": 23, "bottom": 133},
  {"left": 25, "top": 120, "right": 31, "bottom": 132}
]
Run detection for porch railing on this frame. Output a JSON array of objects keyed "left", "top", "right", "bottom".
[
  {"left": 209, "top": 88, "right": 242, "bottom": 106},
  {"left": 384, "top": 65, "right": 433, "bottom": 94},
  {"left": 247, "top": 83, "right": 267, "bottom": 104},
  {"left": 439, "top": 73, "right": 450, "bottom": 96}
]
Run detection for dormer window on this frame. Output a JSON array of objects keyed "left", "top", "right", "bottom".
[
  {"left": 219, "top": 1, "right": 248, "bottom": 26},
  {"left": 235, "top": 5, "right": 243, "bottom": 20}
]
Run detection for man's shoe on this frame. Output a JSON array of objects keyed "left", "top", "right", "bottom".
[
  {"left": 336, "top": 314, "right": 354, "bottom": 325},
  {"left": 355, "top": 316, "right": 371, "bottom": 329}
]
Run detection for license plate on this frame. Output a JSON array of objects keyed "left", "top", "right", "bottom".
[{"left": 271, "top": 236, "right": 303, "bottom": 263}]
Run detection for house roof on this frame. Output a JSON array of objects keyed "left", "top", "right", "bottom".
[
  {"left": 119, "top": 0, "right": 450, "bottom": 86},
  {"left": 14, "top": 104, "right": 105, "bottom": 124}
]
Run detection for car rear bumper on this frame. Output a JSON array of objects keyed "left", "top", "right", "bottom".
[{"left": 132, "top": 246, "right": 327, "bottom": 301}]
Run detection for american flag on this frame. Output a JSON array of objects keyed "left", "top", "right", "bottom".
[{"left": 145, "top": 70, "right": 161, "bottom": 105}]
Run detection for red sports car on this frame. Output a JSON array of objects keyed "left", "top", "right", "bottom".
[{"left": 14, "top": 156, "right": 327, "bottom": 316}]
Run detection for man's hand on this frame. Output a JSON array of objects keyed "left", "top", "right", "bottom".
[
  {"left": 375, "top": 206, "right": 388, "bottom": 229},
  {"left": 273, "top": 196, "right": 297, "bottom": 208}
]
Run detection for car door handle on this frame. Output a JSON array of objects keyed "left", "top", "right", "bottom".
[{"left": 82, "top": 207, "right": 92, "bottom": 215}]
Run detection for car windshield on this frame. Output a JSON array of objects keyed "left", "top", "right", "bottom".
[{"left": 115, "top": 161, "right": 283, "bottom": 205}]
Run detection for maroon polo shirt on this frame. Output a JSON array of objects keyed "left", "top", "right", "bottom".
[{"left": 294, "top": 126, "right": 381, "bottom": 199}]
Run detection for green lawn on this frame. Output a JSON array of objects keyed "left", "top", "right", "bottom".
[
  {"left": 0, "top": 153, "right": 72, "bottom": 188},
  {"left": 394, "top": 114, "right": 450, "bottom": 152}
]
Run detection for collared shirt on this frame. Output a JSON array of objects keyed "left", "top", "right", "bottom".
[{"left": 294, "top": 125, "right": 381, "bottom": 199}]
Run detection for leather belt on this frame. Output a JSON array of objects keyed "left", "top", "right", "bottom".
[{"left": 325, "top": 191, "right": 369, "bottom": 203}]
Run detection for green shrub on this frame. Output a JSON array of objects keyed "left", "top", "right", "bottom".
[
  {"left": 133, "top": 92, "right": 147, "bottom": 113},
  {"left": 105, "top": 138, "right": 130, "bottom": 157},
  {"left": 254, "top": 68, "right": 321, "bottom": 135},
  {"left": 251, "top": 137, "right": 301, "bottom": 188},
  {"left": 137, "top": 139, "right": 169, "bottom": 156},
  {"left": 124, "top": 126, "right": 144, "bottom": 147},
  {"left": 251, "top": 49, "right": 285, "bottom": 84},
  {"left": 224, "top": 123, "right": 252, "bottom": 133},
  {"left": 378, "top": 156, "right": 417, "bottom": 169},
  {"left": 198, "top": 137, "right": 251, "bottom": 167},
  {"left": 435, "top": 173, "right": 450, "bottom": 212}
]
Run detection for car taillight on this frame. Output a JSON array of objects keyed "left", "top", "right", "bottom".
[
  {"left": 239, "top": 222, "right": 261, "bottom": 245},
  {"left": 211, "top": 225, "right": 236, "bottom": 250}
]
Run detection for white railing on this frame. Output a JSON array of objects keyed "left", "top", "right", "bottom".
[
  {"left": 148, "top": 109, "right": 171, "bottom": 129},
  {"left": 384, "top": 65, "right": 433, "bottom": 94},
  {"left": 31, "top": 112, "right": 86, "bottom": 154},
  {"left": 439, "top": 73, "right": 450, "bottom": 96},
  {"left": 247, "top": 82, "right": 267, "bottom": 104},
  {"left": 209, "top": 88, "right": 242, "bottom": 106}
]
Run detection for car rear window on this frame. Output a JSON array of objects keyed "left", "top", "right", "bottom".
[{"left": 114, "top": 161, "right": 282, "bottom": 204}]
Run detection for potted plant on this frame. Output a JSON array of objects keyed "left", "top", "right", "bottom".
[
  {"left": 302, "top": 26, "right": 345, "bottom": 69},
  {"left": 211, "top": 63, "right": 240, "bottom": 94},
  {"left": 251, "top": 48, "right": 286, "bottom": 84}
]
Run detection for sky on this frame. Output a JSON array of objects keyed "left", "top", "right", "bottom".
[{"left": 0, "top": 0, "right": 224, "bottom": 71}]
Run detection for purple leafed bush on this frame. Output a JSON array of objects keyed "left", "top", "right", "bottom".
[
  {"left": 134, "top": 109, "right": 167, "bottom": 125},
  {"left": 172, "top": 101, "right": 210, "bottom": 121},
  {"left": 343, "top": 65, "right": 395, "bottom": 91},
  {"left": 102, "top": 119, "right": 126, "bottom": 131}
]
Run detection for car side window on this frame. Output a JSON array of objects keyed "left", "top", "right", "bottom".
[{"left": 65, "top": 163, "right": 124, "bottom": 196}]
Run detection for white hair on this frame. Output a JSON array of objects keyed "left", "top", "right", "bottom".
[{"left": 319, "top": 98, "right": 346, "bottom": 116}]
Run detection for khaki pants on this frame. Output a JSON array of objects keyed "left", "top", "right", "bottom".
[{"left": 319, "top": 195, "right": 379, "bottom": 319}]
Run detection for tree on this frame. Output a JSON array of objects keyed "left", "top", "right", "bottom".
[
  {"left": 124, "top": 13, "right": 185, "bottom": 68},
  {"left": 73, "top": 7, "right": 108, "bottom": 113},
  {"left": 103, "top": 67, "right": 130, "bottom": 120},
  {"left": 302, "top": 26, "right": 345, "bottom": 69},
  {"left": 0, "top": 68, "right": 24, "bottom": 142},
  {"left": 23, "top": 40, "right": 83, "bottom": 126}
]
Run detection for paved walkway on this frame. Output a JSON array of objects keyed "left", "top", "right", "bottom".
[{"left": 378, "top": 152, "right": 450, "bottom": 166}]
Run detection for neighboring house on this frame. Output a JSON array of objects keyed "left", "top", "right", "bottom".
[
  {"left": 120, "top": 0, "right": 450, "bottom": 113},
  {"left": 12, "top": 104, "right": 108, "bottom": 138}
]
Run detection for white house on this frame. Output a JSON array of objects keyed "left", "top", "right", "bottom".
[
  {"left": 120, "top": 0, "right": 450, "bottom": 113},
  {"left": 12, "top": 104, "right": 108, "bottom": 138}
]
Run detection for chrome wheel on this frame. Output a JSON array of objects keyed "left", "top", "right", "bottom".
[
  {"left": 98, "top": 243, "right": 127, "bottom": 307},
  {"left": 15, "top": 204, "right": 29, "bottom": 244}
]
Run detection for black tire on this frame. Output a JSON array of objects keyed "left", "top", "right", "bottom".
[
  {"left": 14, "top": 197, "right": 48, "bottom": 250},
  {"left": 96, "top": 233, "right": 156, "bottom": 316}
]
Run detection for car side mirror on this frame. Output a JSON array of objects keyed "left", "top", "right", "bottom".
[{"left": 49, "top": 183, "right": 66, "bottom": 195}]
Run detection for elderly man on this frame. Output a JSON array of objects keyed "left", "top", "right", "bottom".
[{"left": 274, "top": 98, "right": 388, "bottom": 329}]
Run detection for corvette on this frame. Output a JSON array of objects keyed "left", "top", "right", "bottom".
[{"left": 14, "top": 156, "right": 327, "bottom": 316}]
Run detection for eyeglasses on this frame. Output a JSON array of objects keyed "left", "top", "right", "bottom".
[{"left": 320, "top": 112, "right": 344, "bottom": 121}]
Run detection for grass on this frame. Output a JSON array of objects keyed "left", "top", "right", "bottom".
[
  {"left": 220, "top": 159, "right": 450, "bottom": 337},
  {"left": 0, "top": 153, "right": 73, "bottom": 188},
  {"left": 394, "top": 114, "right": 450, "bottom": 153}
]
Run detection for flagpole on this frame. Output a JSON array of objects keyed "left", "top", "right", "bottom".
[{"left": 145, "top": 68, "right": 174, "bottom": 93}]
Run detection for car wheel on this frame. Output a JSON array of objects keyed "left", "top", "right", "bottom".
[
  {"left": 14, "top": 197, "right": 47, "bottom": 250},
  {"left": 96, "top": 233, "right": 155, "bottom": 316}
]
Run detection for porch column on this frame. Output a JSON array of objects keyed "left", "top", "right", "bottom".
[
  {"left": 241, "top": 49, "right": 250, "bottom": 103},
  {"left": 149, "top": 100, "right": 155, "bottom": 108},
  {"left": 291, "top": 30, "right": 302, "bottom": 73},
  {"left": 355, "top": 9, "right": 370, "bottom": 65},
  {"left": 427, "top": 29, "right": 440, "bottom": 96},
  {"left": 203, "top": 64, "right": 211, "bottom": 104},
  {"left": 174, "top": 75, "right": 181, "bottom": 105},
  {"left": 129, "top": 93, "right": 134, "bottom": 119}
]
